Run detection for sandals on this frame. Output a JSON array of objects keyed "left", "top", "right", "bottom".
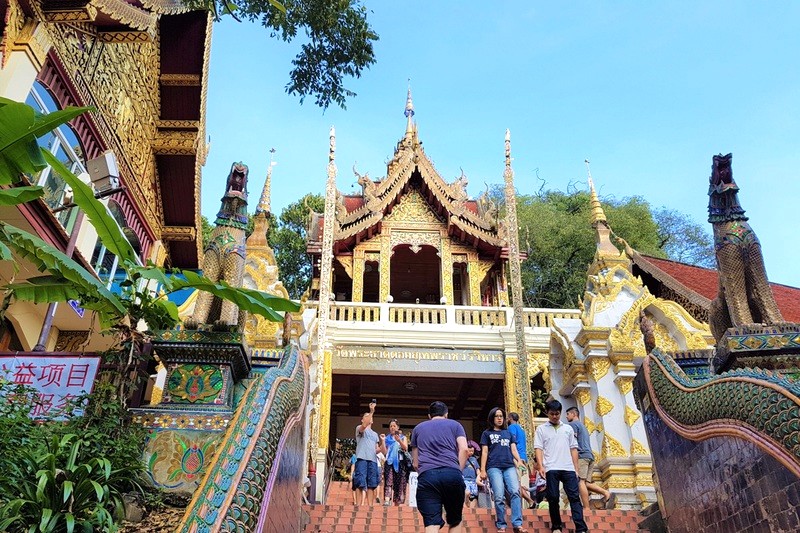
[
  {"left": 513, "top": 528, "right": 529, "bottom": 533},
  {"left": 604, "top": 492, "right": 618, "bottom": 510}
]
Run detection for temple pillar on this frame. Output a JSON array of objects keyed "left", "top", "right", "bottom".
[
  {"left": 504, "top": 355, "right": 519, "bottom": 414},
  {"left": 352, "top": 250, "right": 365, "bottom": 303},
  {"left": 440, "top": 234, "right": 454, "bottom": 304},
  {"left": 498, "top": 263, "right": 509, "bottom": 307},
  {"left": 317, "top": 348, "right": 333, "bottom": 449},
  {"left": 468, "top": 258, "right": 481, "bottom": 306},
  {"left": 379, "top": 235, "right": 391, "bottom": 302}
]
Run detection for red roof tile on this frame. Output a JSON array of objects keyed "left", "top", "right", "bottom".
[{"left": 637, "top": 255, "right": 800, "bottom": 323}]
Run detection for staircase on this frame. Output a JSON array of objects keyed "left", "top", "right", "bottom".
[{"left": 303, "top": 482, "right": 648, "bottom": 532}]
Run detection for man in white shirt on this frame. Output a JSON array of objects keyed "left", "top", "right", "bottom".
[{"left": 534, "top": 400, "right": 588, "bottom": 533}]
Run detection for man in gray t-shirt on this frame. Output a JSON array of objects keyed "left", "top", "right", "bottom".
[
  {"left": 353, "top": 401, "right": 386, "bottom": 505},
  {"left": 566, "top": 406, "right": 615, "bottom": 511}
]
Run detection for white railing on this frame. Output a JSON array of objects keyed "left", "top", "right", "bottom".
[{"left": 311, "top": 301, "right": 580, "bottom": 327}]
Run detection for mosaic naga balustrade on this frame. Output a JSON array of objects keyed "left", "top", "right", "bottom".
[
  {"left": 638, "top": 347, "right": 800, "bottom": 476},
  {"left": 178, "top": 343, "right": 308, "bottom": 532}
]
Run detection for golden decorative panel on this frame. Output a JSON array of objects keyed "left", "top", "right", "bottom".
[
  {"left": 54, "top": 330, "right": 90, "bottom": 352},
  {"left": 351, "top": 257, "right": 364, "bottom": 302},
  {"left": 617, "top": 376, "right": 634, "bottom": 396},
  {"left": 630, "top": 438, "right": 649, "bottom": 456},
  {"left": 588, "top": 357, "right": 611, "bottom": 381},
  {"left": 504, "top": 356, "right": 519, "bottom": 415},
  {"left": 624, "top": 405, "right": 641, "bottom": 426},
  {"left": 335, "top": 256, "right": 353, "bottom": 278},
  {"left": 383, "top": 189, "right": 443, "bottom": 225},
  {"left": 595, "top": 396, "right": 614, "bottom": 416},
  {"left": 607, "top": 474, "right": 636, "bottom": 489},
  {"left": 49, "top": 22, "right": 163, "bottom": 229},
  {"left": 636, "top": 471, "right": 655, "bottom": 487},
  {"left": 317, "top": 350, "right": 333, "bottom": 448},
  {"left": 160, "top": 73, "right": 202, "bottom": 86},
  {"left": 584, "top": 417, "right": 596, "bottom": 434},
  {"left": 390, "top": 230, "right": 441, "bottom": 253},
  {"left": 528, "top": 351, "right": 550, "bottom": 385},
  {"left": 440, "top": 235, "right": 454, "bottom": 304},
  {"left": 2, "top": 0, "right": 26, "bottom": 68},
  {"left": 379, "top": 234, "right": 391, "bottom": 302},
  {"left": 574, "top": 388, "right": 591, "bottom": 406},
  {"left": 602, "top": 433, "right": 627, "bottom": 458}
]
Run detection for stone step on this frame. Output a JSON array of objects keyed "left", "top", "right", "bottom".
[{"left": 309, "top": 482, "right": 647, "bottom": 532}]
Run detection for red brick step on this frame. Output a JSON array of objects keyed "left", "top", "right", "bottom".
[{"left": 303, "top": 482, "right": 648, "bottom": 532}]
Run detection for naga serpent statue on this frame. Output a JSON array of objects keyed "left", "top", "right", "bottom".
[
  {"left": 707, "top": 153, "right": 783, "bottom": 342},
  {"left": 189, "top": 162, "right": 249, "bottom": 328}
]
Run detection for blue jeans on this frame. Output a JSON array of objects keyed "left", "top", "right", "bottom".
[
  {"left": 487, "top": 466, "right": 522, "bottom": 528},
  {"left": 546, "top": 470, "right": 587, "bottom": 532}
]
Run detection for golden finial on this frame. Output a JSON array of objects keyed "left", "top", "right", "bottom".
[
  {"left": 585, "top": 159, "right": 607, "bottom": 226},
  {"left": 405, "top": 81, "right": 415, "bottom": 136},
  {"left": 256, "top": 148, "right": 276, "bottom": 215},
  {"left": 585, "top": 158, "right": 621, "bottom": 258}
]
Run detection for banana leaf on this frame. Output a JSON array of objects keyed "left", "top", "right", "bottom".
[
  {"left": 170, "top": 270, "right": 299, "bottom": 321},
  {"left": 0, "top": 98, "right": 91, "bottom": 185},
  {"left": 42, "top": 150, "right": 138, "bottom": 265},
  {"left": 0, "top": 185, "right": 44, "bottom": 205},
  {"left": 0, "top": 223, "right": 126, "bottom": 320}
]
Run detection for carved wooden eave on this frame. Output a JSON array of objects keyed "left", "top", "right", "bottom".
[
  {"left": 39, "top": 0, "right": 158, "bottom": 42},
  {"left": 313, "top": 132, "right": 506, "bottom": 256},
  {"left": 154, "top": 10, "right": 211, "bottom": 268}
]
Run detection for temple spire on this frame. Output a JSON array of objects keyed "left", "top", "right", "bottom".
[
  {"left": 256, "top": 148, "right": 276, "bottom": 215},
  {"left": 404, "top": 82, "right": 415, "bottom": 137},
  {"left": 585, "top": 159, "right": 607, "bottom": 226},
  {"left": 585, "top": 159, "right": 622, "bottom": 258}
]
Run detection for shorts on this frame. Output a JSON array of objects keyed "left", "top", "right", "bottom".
[
  {"left": 353, "top": 459, "right": 380, "bottom": 489},
  {"left": 416, "top": 467, "right": 465, "bottom": 527},
  {"left": 577, "top": 458, "right": 594, "bottom": 480},
  {"left": 464, "top": 478, "right": 478, "bottom": 499}
]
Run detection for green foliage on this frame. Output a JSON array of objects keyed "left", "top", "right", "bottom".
[
  {"left": 517, "top": 188, "right": 712, "bottom": 308},
  {"left": 0, "top": 97, "right": 91, "bottom": 182},
  {"left": 205, "top": 0, "right": 378, "bottom": 109},
  {"left": 0, "top": 185, "right": 44, "bottom": 206},
  {"left": 42, "top": 151, "right": 137, "bottom": 264},
  {"left": 0, "top": 434, "right": 125, "bottom": 532},
  {"left": 653, "top": 207, "right": 715, "bottom": 268},
  {"left": 270, "top": 193, "right": 324, "bottom": 298},
  {"left": 530, "top": 389, "right": 549, "bottom": 417},
  {"left": 0, "top": 380, "right": 145, "bottom": 533}
]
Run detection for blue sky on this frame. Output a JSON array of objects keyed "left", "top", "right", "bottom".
[{"left": 202, "top": 2, "right": 800, "bottom": 287}]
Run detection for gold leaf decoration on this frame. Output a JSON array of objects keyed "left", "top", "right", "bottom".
[
  {"left": 596, "top": 396, "right": 614, "bottom": 416},
  {"left": 624, "top": 405, "right": 641, "bottom": 426},
  {"left": 630, "top": 438, "right": 649, "bottom": 456}
]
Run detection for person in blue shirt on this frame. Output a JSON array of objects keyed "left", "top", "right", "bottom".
[
  {"left": 479, "top": 407, "right": 528, "bottom": 533},
  {"left": 508, "top": 412, "right": 535, "bottom": 508}
]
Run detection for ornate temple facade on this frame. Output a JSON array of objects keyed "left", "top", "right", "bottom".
[
  {"left": 0, "top": 0, "right": 210, "bottom": 351},
  {"left": 296, "top": 93, "right": 727, "bottom": 509}
]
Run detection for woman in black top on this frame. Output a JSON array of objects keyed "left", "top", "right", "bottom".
[{"left": 479, "top": 407, "right": 527, "bottom": 533}]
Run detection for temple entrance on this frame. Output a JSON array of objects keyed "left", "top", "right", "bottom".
[
  {"left": 328, "top": 373, "right": 505, "bottom": 446},
  {"left": 390, "top": 244, "right": 440, "bottom": 304}
]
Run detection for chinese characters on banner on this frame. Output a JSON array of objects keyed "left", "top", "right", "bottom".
[{"left": 0, "top": 355, "right": 101, "bottom": 418}]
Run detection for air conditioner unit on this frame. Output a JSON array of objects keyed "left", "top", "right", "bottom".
[{"left": 87, "top": 150, "right": 120, "bottom": 192}]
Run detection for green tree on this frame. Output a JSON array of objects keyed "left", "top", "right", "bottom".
[
  {"left": 270, "top": 193, "right": 323, "bottom": 298},
  {"left": 516, "top": 188, "right": 712, "bottom": 309},
  {"left": 203, "top": 0, "right": 378, "bottom": 109},
  {"left": 653, "top": 207, "right": 715, "bottom": 268}
]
